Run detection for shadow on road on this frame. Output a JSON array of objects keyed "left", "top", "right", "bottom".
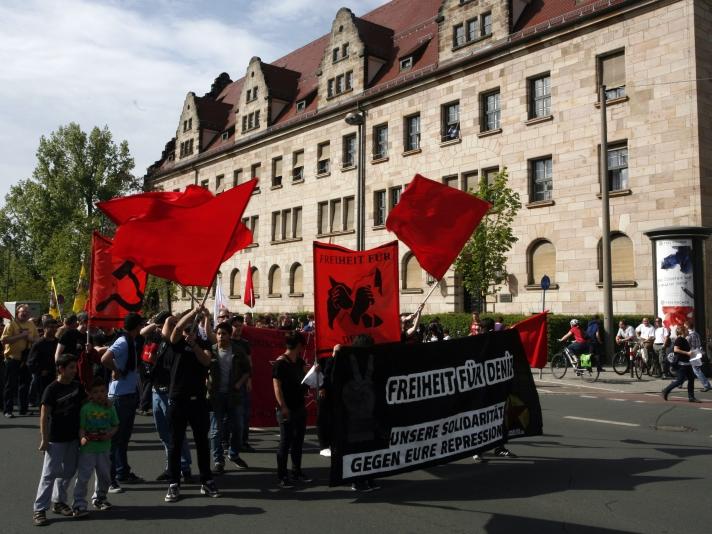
[{"left": 483, "top": 513, "right": 639, "bottom": 534}]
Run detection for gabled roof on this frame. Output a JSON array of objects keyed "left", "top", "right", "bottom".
[
  {"left": 261, "top": 63, "right": 300, "bottom": 102},
  {"left": 513, "top": 0, "right": 601, "bottom": 31},
  {"left": 194, "top": 97, "right": 232, "bottom": 132},
  {"left": 353, "top": 17, "right": 395, "bottom": 59}
]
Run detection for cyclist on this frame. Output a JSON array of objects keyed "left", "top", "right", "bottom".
[
  {"left": 635, "top": 317, "right": 656, "bottom": 367},
  {"left": 558, "top": 319, "right": 588, "bottom": 358},
  {"left": 615, "top": 320, "right": 636, "bottom": 346}
]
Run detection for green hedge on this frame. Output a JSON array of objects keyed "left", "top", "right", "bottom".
[{"left": 423, "top": 313, "right": 654, "bottom": 362}]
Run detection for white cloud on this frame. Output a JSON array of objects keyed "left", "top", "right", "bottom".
[{"left": 0, "top": 0, "right": 385, "bottom": 200}]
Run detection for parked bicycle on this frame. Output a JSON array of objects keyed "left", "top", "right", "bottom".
[
  {"left": 551, "top": 342, "right": 599, "bottom": 383},
  {"left": 612, "top": 340, "right": 647, "bottom": 379}
]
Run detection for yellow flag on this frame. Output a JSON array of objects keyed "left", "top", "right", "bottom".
[
  {"left": 72, "top": 263, "right": 88, "bottom": 313},
  {"left": 49, "top": 277, "right": 61, "bottom": 319}
]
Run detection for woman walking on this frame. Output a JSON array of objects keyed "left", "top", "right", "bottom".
[{"left": 662, "top": 323, "right": 701, "bottom": 403}]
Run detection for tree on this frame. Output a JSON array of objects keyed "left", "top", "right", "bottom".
[
  {"left": 0, "top": 123, "right": 138, "bottom": 306},
  {"left": 454, "top": 168, "right": 521, "bottom": 312}
]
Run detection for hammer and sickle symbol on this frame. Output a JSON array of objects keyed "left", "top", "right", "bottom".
[{"left": 95, "top": 261, "right": 144, "bottom": 312}]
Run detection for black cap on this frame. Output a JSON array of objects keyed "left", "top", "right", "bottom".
[
  {"left": 124, "top": 313, "right": 143, "bottom": 332},
  {"left": 77, "top": 312, "right": 89, "bottom": 322},
  {"left": 155, "top": 311, "right": 172, "bottom": 326}
]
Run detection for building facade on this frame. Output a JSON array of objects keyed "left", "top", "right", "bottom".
[{"left": 146, "top": 0, "right": 712, "bottom": 322}]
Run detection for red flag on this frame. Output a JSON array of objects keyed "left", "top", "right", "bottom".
[
  {"left": 386, "top": 174, "right": 491, "bottom": 280},
  {"left": 512, "top": 312, "right": 549, "bottom": 369},
  {"left": 313, "top": 241, "right": 400, "bottom": 355},
  {"left": 88, "top": 232, "right": 148, "bottom": 328},
  {"left": 0, "top": 302, "right": 12, "bottom": 320},
  {"left": 105, "top": 179, "right": 256, "bottom": 287},
  {"left": 244, "top": 262, "right": 255, "bottom": 309},
  {"left": 98, "top": 185, "right": 253, "bottom": 264}
]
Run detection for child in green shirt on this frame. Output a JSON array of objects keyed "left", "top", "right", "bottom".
[{"left": 72, "top": 377, "right": 118, "bottom": 517}]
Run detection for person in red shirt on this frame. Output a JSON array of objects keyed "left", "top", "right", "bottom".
[
  {"left": 469, "top": 312, "right": 481, "bottom": 336},
  {"left": 559, "top": 319, "right": 587, "bottom": 355}
]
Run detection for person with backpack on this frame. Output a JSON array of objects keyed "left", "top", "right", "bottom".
[{"left": 585, "top": 315, "right": 605, "bottom": 373}]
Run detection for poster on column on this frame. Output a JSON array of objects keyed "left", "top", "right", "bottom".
[
  {"left": 328, "top": 329, "right": 543, "bottom": 485},
  {"left": 655, "top": 239, "right": 695, "bottom": 328}
]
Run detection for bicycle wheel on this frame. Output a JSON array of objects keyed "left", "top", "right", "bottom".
[
  {"left": 612, "top": 350, "right": 629, "bottom": 375},
  {"left": 634, "top": 357, "right": 644, "bottom": 380},
  {"left": 551, "top": 352, "right": 568, "bottom": 379},
  {"left": 580, "top": 364, "right": 599, "bottom": 383}
]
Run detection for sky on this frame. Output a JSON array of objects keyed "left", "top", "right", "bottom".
[{"left": 0, "top": 0, "right": 383, "bottom": 201}]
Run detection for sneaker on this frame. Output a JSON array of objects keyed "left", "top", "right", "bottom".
[
  {"left": 32, "top": 510, "right": 48, "bottom": 526},
  {"left": 108, "top": 482, "right": 124, "bottom": 494},
  {"left": 229, "top": 456, "right": 248, "bottom": 470},
  {"left": 661, "top": 390, "right": 669, "bottom": 401},
  {"left": 51, "top": 502, "right": 73, "bottom": 517},
  {"left": 494, "top": 447, "right": 517, "bottom": 458},
  {"left": 164, "top": 483, "right": 180, "bottom": 503},
  {"left": 689, "top": 398, "right": 702, "bottom": 403},
  {"left": 72, "top": 508, "right": 89, "bottom": 519},
  {"left": 278, "top": 478, "right": 295, "bottom": 489},
  {"left": 700, "top": 386, "right": 712, "bottom": 393},
  {"left": 367, "top": 479, "right": 381, "bottom": 491},
  {"left": 92, "top": 499, "right": 112, "bottom": 511},
  {"left": 200, "top": 480, "right": 220, "bottom": 498},
  {"left": 351, "top": 481, "right": 368, "bottom": 491},
  {"left": 472, "top": 454, "right": 488, "bottom": 464},
  {"left": 182, "top": 470, "right": 194, "bottom": 484},
  {"left": 156, "top": 471, "right": 172, "bottom": 482},
  {"left": 292, "top": 471, "right": 313, "bottom": 483},
  {"left": 212, "top": 463, "right": 225, "bottom": 476},
  {"left": 117, "top": 472, "right": 143, "bottom": 484},
  {"left": 4, "top": 412, "right": 14, "bottom": 419},
  {"left": 319, "top": 448, "right": 332, "bottom": 457}
]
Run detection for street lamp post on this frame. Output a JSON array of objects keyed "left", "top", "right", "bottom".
[
  {"left": 345, "top": 110, "right": 366, "bottom": 251},
  {"left": 599, "top": 85, "right": 615, "bottom": 364}
]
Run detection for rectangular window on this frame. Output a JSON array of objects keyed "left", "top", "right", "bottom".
[
  {"left": 251, "top": 216, "right": 259, "bottom": 243},
  {"left": 466, "top": 18, "right": 478, "bottom": 42},
  {"left": 293, "top": 207, "right": 302, "bottom": 239},
  {"left": 342, "top": 43, "right": 349, "bottom": 58},
  {"left": 330, "top": 199, "right": 342, "bottom": 233},
  {"left": 441, "top": 101, "right": 460, "bottom": 141},
  {"left": 481, "top": 90, "right": 501, "bottom": 131},
  {"left": 345, "top": 71, "right": 353, "bottom": 91},
  {"left": 328, "top": 79, "right": 335, "bottom": 98},
  {"left": 453, "top": 23, "right": 465, "bottom": 47},
  {"left": 483, "top": 167, "right": 499, "bottom": 185},
  {"left": 200, "top": 179, "right": 209, "bottom": 190},
  {"left": 374, "top": 190, "right": 387, "bottom": 226},
  {"left": 317, "top": 142, "right": 330, "bottom": 174},
  {"left": 443, "top": 175, "right": 459, "bottom": 189},
  {"left": 462, "top": 171, "right": 478, "bottom": 192},
  {"left": 221, "top": 131, "right": 229, "bottom": 141},
  {"left": 529, "top": 74, "right": 551, "bottom": 119},
  {"left": 251, "top": 163, "right": 261, "bottom": 193},
  {"left": 481, "top": 12, "right": 492, "bottom": 36},
  {"left": 272, "top": 157, "right": 283, "bottom": 187},
  {"left": 389, "top": 186, "right": 402, "bottom": 211},
  {"left": 296, "top": 100, "right": 306, "bottom": 112},
  {"left": 318, "top": 201, "right": 329, "bottom": 235},
  {"left": 530, "top": 157, "right": 553, "bottom": 202},
  {"left": 271, "top": 211, "right": 282, "bottom": 242},
  {"left": 183, "top": 120, "right": 188, "bottom": 132},
  {"left": 404, "top": 114, "right": 421, "bottom": 152},
  {"left": 344, "top": 196, "right": 355, "bottom": 231},
  {"left": 254, "top": 110, "right": 260, "bottom": 128},
  {"left": 332, "top": 48, "right": 339, "bottom": 63},
  {"left": 599, "top": 50, "right": 626, "bottom": 100},
  {"left": 336, "top": 75, "right": 345, "bottom": 94},
  {"left": 342, "top": 134, "right": 357, "bottom": 168},
  {"left": 400, "top": 57, "right": 413, "bottom": 71},
  {"left": 215, "top": 174, "right": 224, "bottom": 191},
  {"left": 373, "top": 124, "right": 388, "bottom": 159},
  {"left": 242, "top": 116, "right": 247, "bottom": 132},
  {"left": 292, "top": 150, "right": 304, "bottom": 181},
  {"left": 607, "top": 143, "right": 629, "bottom": 191},
  {"left": 233, "top": 169, "right": 242, "bottom": 187},
  {"left": 188, "top": 118, "right": 192, "bottom": 130},
  {"left": 282, "top": 209, "right": 292, "bottom": 241}
]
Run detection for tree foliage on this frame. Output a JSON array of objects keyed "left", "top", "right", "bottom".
[
  {"left": 454, "top": 168, "right": 521, "bottom": 312},
  {"left": 0, "top": 123, "right": 138, "bottom": 306}
]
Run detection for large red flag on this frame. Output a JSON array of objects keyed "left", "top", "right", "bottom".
[
  {"left": 88, "top": 232, "right": 148, "bottom": 328},
  {"left": 243, "top": 261, "right": 255, "bottom": 308},
  {"left": 0, "top": 302, "right": 12, "bottom": 320},
  {"left": 105, "top": 179, "right": 257, "bottom": 287},
  {"left": 512, "top": 312, "right": 549, "bottom": 369},
  {"left": 313, "top": 241, "right": 400, "bottom": 355},
  {"left": 98, "top": 185, "right": 253, "bottom": 264},
  {"left": 386, "top": 174, "right": 491, "bottom": 280}
]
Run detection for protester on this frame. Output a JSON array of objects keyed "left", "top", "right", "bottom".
[
  {"left": 55, "top": 313, "right": 89, "bottom": 361},
  {"left": 165, "top": 306, "right": 219, "bottom": 502},
  {"left": 272, "top": 331, "right": 311, "bottom": 488},
  {"left": 400, "top": 305, "right": 424, "bottom": 343},
  {"left": 101, "top": 313, "right": 144, "bottom": 493},
  {"left": 230, "top": 315, "right": 254, "bottom": 451},
  {"left": 72, "top": 377, "right": 119, "bottom": 517},
  {"left": 427, "top": 317, "right": 444, "bottom": 342},
  {"left": 32, "top": 353, "right": 86, "bottom": 527},
  {"left": 208, "top": 322, "right": 251, "bottom": 475},
  {"left": 558, "top": 319, "right": 587, "bottom": 356},
  {"left": 443, "top": 329, "right": 451, "bottom": 341},
  {"left": 2, "top": 303, "right": 39, "bottom": 418},
  {"left": 662, "top": 323, "right": 699, "bottom": 402},
  {"left": 316, "top": 345, "right": 337, "bottom": 457},
  {"left": 494, "top": 316, "right": 505, "bottom": 331},
  {"left": 686, "top": 320, "right": 711, "bottom": 392},
  {"left": 584, "top": 315, "right": 605, "bottom": 371},
  {"left": 143, "top": 312, "right": 194, "bottom": 482},
  {"left": 469, "top": 311, "right": 481, "bottom": 336},
  {"left": 652, "top": 318, "right": 671, "bottom": 378},
  {"left": 28, "top": 318, "right": 60, "bottom": 406},
  {"left": 615, "top": 320, "right": 636, "bottom": 346}
]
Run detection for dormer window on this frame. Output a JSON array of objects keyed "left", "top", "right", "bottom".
[
  {"left": 481, "top": 12, "right": 492, "bottom": 36},
  {"left": 221, "top": 131, "right": 229, "bottom": 141},
  {"left": 332, "top": 42, "right": 350, "bottom": 63},
  {"left": 400, "top": 57, "right": 413, "bottom": 71},
  {"left": 296, "top": 100, "right": 306, "bottom": 112},
  {"left": 246, "top": 87, "right": 258, "bottom": 103},
  {"left": 242, "top": 111, "right": 261, "bottom": 132},
  {"left": 183, "top": 118, "right": 192, "bottom": 132},
  {"left": 342, "top": 43, "right": 349, "bottom": 58},
  {"left": 327, "top": 71, "right": 353, "bottom": 98},
  {"left": 332, "top": 48, "right": 339, "bottom": 63}
]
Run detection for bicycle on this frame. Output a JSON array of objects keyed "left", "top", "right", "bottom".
[
  {"left": 612, "top": 340, "right": 647, "bottom": 379},
  {"left": 550, "top": 342, "right": 599, "bottom": 383}
]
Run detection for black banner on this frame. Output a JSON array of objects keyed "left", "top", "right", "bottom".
[{"left": 329, "top": 329, "right": 543, "bottom": 485}]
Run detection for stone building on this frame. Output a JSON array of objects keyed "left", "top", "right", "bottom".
[{"left": 145, "top": 0, "right": 712, "bottom": 320}]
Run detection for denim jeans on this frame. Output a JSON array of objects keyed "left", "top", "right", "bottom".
[
  {"left": 73, "top": 451, "right": 111, "bottom": 510},
  {"left": 33, "top": 440, "right": 79, "bottom": 511},
  {"left": 152, "top": 389, "right": 191, "bottom": 472},
  {"left": 275, "top": 407, "right": 306, "bottom": 480},
  {"left": 664, "top": 365, "right": 695, "bottom": 399},
  {"left": 209, "top": 392, "right": 244, "bottom": 464},
  {"left": 692, "top": 365, "right": 711, "bottom": 389},
  {"left": 109, "top": 393, "right": 138, "bottom": 481},
  {"left": 3, "top": 358, "right": 30, "bottom": 415}
]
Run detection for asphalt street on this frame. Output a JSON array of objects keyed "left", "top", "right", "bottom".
[{"left": 1, "top": 372, "right": 711, "bottom": 534}]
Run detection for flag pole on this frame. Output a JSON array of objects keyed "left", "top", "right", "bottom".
[{"left": 416, "top": 278, "right": 441, "bottom": 312}]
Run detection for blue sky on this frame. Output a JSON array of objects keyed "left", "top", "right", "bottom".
[{"left": 0, "top": 0, "right": 382, "bottom": 200}]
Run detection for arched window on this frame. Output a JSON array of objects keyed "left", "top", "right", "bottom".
[
  {"left": 230, "top": 268, "right": 241, "bottom": 297},
  {"left": 290, "top": 263, "right": 304, "bottom": 295},
  {"left": 598, "top": 233, "right": 635, "bottom": 282},
  {"left": 528, "top": 239, "right": 556, "bottom": 286},
  {"left": 268, "top": 265, "right": 281, "bottom": 296},
  {"left": 251, "top": 267, "right": 260, "bottom": 297},
  {"left": 403, "top": 253, "right": 423, "bottom": 290}
]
